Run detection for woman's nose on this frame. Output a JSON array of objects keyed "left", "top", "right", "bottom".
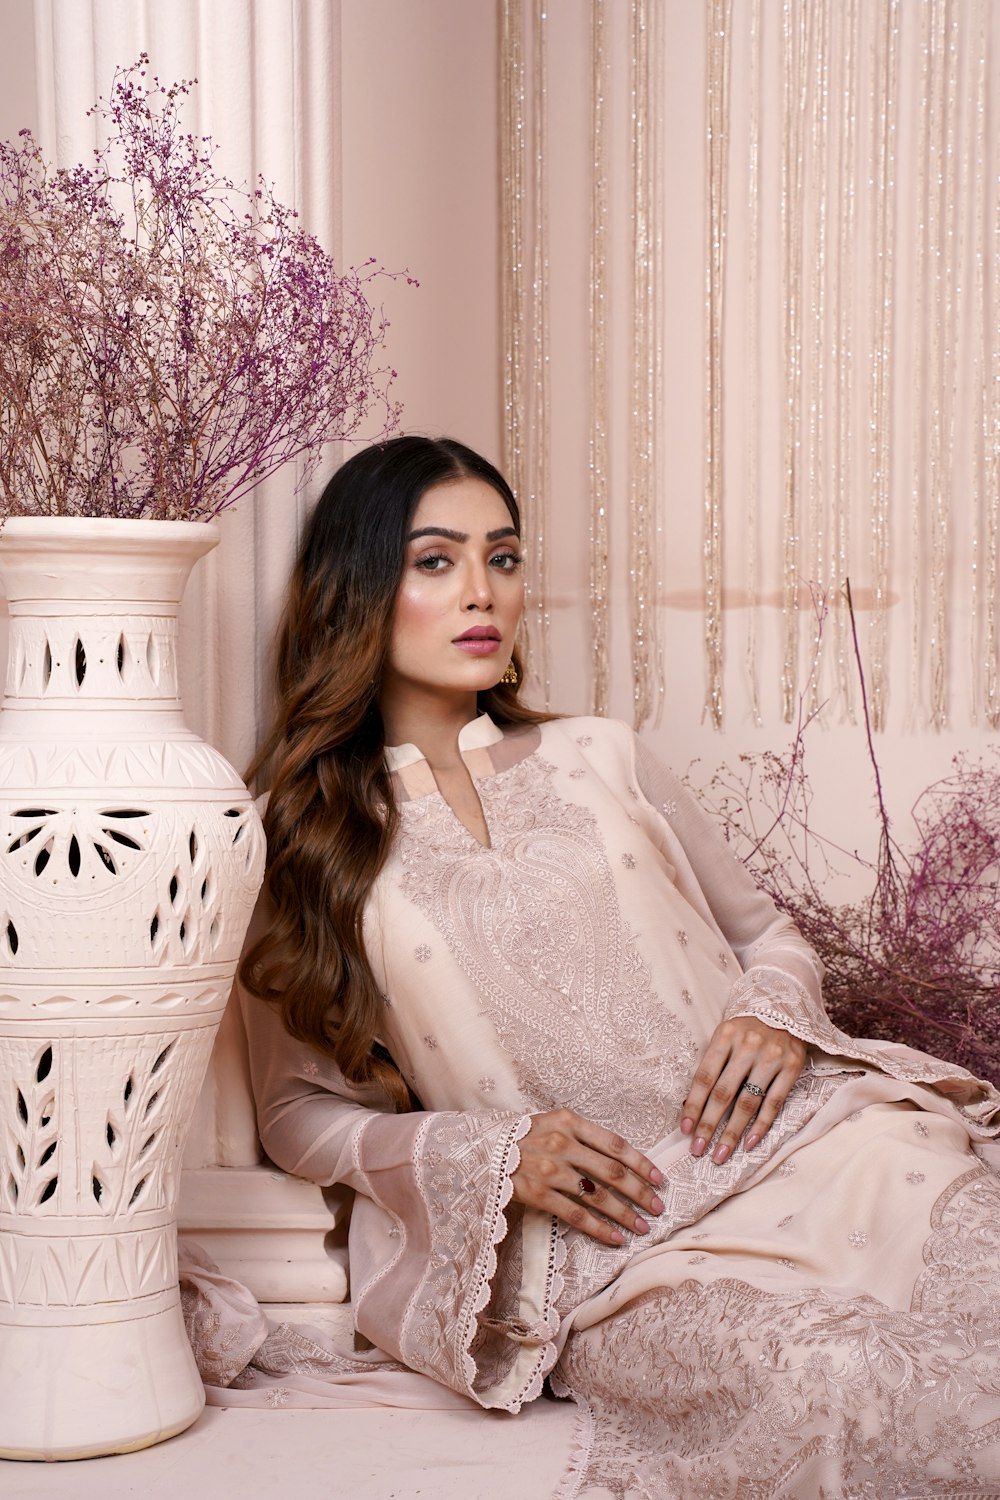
[{"left": 463, "top": 562, "right": 494, "bottom": 610}]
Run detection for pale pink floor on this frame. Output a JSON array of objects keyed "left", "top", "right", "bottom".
[{"left": 1, "top": 1403, "right": 579, "bottom": 1500}]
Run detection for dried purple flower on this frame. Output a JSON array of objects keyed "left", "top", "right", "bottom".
[
  {"left": 695, "top": 584, "right": 1000, "bottom": 1085},
  {"left": 0, "top": 56, "right": 404, "bottom": 520}
]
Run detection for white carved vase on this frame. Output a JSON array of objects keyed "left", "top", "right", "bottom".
[{"left": 0, "top": 519, "right": 266, "bottom": 1461}]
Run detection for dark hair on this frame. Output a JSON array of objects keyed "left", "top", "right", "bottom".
[{"left": 240, "top": 435, "right": 550, "bottom": 1108}]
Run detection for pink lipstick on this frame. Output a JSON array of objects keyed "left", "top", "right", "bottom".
[{"left": 453, "top": 626, "right": 502, "bottom": 655}]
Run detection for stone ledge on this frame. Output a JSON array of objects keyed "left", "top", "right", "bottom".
[{"left": 178, "top": 1165, "right": 349, "bottom": 1304}]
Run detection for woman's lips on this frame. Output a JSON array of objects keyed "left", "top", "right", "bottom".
[
  {"left": 453, "top": 636, "right": 502, "bottom": 656},
  {"left": 453, "top": 628, "right": 502, "bottom": 656}
]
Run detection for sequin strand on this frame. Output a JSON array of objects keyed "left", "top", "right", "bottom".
[
  {"left": 589, "top": 0, "right": 611, "bottom": 716},
  {"left": 703, "top": 0, "right": 732, "bottom": 730}
]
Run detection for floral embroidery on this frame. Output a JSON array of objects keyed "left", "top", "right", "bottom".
[
  {"left": 622, "top": 853, "right": 636, "bottom": 869},
  {"left": 265, "top": 1388, "right": 290, "bottom": 1407},
  {"left": 628, "top": 814, "right": 640, "bottom": 826},
  {"left": 479, "top": 1076, "right": 497, "bottom": 1093},
  {"left": 301, "top": 1058, "right": 319, "bottom": 1076},
  {"left": 627, "top": 786, "right": 639, "bottom": 800},
  {"left": 718, "top": 951, "right": 729, "bottom": 967},
  {"left": 915, "top": 1121, "right": 930, "bottom": 1137},
  {"left": 569, "top": 768, "right": 586, "bottom": 779},
  {"left": 576, "top": 735, "right": 593, "bottom": 747},
  {"left": 777, "top": 1258, "right": 796, "bottom": 1271},
  {"left": 776, "top": 1160, "right": 797, "bottom": 1177},
  {"left": 848, "top": 1229, "right": 868, "bottom": 1249},
  {"left": 414, "top": 944, "right": 432, "bottom": 963},
  {"left": 661, "top": 799, "right": 677, "bottom": 817},
  {"left": 556, "top": 1203, "right": 1000, "bottom": 1500},
  {"left": 677, "top": 930, "right": 689, "bottom": 946},
  {"left": 846, "top": 1111, "right": 862, "bottom": 1122},
  {"left": 688, "top": 1254, "right": 708, "bottom": 1265},
  {"left": 383, "top": 993, "right": 392, "bottom": 1006},
  {"left": 238, "top": 1323, "right": 409, "bottom": 1386},
  {"left": 906, "top": 1170, "right": 926, "bottom": 1185},
  {"left": 398, "top": 1113, "right": 553, "bottom": 1408},
  {"left": 681, "top": 989, "right": 693, "bottom": 1005},
  {"left": 422, "top": 1033, "right": 439, "bottom": 1049},
  {"left": 777, "top": 1215, "right": 794, "bottom": 1228}
]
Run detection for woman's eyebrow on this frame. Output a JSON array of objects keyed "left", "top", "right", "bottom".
[
  {"left": 406, "top": 526, "right": 467, "bottom": 542},
  {"left": 405, "top": 526, "right": 519, "bottom": 543}
]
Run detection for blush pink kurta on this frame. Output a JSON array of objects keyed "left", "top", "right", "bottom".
[{"left": 185, "top": 715, "right": 1000, "bottom": 1499}]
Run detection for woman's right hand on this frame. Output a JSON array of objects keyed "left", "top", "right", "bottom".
[{"left": 509, "top": 1108, "right": 665, "bottom": 1246}]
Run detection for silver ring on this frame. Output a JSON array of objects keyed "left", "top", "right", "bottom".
[{"left": 743, "top": 1081, "right": 765, "bottom": 1098}]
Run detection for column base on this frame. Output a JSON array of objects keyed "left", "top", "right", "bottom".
[{"left": 178, "top": 1165, "right": 349, "bottom": 1303}]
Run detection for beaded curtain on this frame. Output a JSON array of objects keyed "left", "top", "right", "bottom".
[{"left": 500, "top": 0, "right": 999, "bottom": 733}]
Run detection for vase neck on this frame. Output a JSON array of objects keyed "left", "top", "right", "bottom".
[
  {"left": 4, "top": 605, "right": 183, "bottom": 709},
  {"left": 0, "top": 518, "right": 217, "bottom": 715}
]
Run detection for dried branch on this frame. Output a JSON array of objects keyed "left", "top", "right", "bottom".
[{"left": 694, "top": 583, "right": 1000, "bottom": 1084}]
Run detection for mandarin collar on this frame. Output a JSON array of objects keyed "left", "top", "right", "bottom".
[{"left": 384, "top": 712, "right": 505, "bottom": 772}]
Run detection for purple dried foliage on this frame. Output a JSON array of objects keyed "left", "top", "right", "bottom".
[
  {"left": 0, "top": 58, "right": 405, "bottom": 520},
  {"left": 695, "top": 592, "right": 1000, "bottom": 1085}
]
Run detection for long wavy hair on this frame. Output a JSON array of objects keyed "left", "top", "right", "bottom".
[{"left": 240, "top": 435, "right": 551, "bottom": 1109}]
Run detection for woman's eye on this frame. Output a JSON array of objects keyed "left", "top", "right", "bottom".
[
  {"left": 414, "top": 553, "right": 451, "bottom": 572},
  {"left": 490, "top": 550, "right": 522, "bottom": 572}
]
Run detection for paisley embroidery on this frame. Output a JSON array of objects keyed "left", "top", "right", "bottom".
[{"left": 396, "top": 754, "right": 697, "bottom": 1144}]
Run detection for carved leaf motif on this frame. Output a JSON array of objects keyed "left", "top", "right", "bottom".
[
  {"left": 2, "top": 806, "right": 151, "bottom": 891},
  {"left": 100, "top": 1040, "right": 176, "bottom": 1215},
  {"left": 7, "top": 1044, "right": 59, "bottom": 1213}
]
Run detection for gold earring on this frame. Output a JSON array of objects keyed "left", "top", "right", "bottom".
[{"left": 500, "top": 660, "right": 518, "bottom": 685}]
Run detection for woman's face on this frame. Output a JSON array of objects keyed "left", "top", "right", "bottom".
[{"left": 380, "top": 476, "right": 524, "bottom": 714}]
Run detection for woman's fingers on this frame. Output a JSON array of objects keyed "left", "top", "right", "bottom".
[
  {"left": 679, "top": 1030, "right": 734, "bottom": 1139},
  {"left": 510, "top": 1108, "right": 665, "bottom": 1245},
  {"left": 680, "top": 1018, "right": 807, "bottom": 1164}
]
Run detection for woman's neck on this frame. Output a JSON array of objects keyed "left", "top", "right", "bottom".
[{"left": 379, "top": 688, "right": 481, "bottom": 770}]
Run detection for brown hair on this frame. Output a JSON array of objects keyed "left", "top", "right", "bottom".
[{"left": 240, "top": 435, "right": 551, "bottom": 1108}]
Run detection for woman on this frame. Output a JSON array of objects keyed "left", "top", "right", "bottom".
[{"left": 199, "top": 436, "right": 1000, "bottom": 1497}]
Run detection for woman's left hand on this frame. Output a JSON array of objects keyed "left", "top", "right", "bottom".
[{"left": 680, "top": 1017, "right": 806, "bottom": 1165}]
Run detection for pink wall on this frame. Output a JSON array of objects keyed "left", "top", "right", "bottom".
[
  {"left": 0, "top": 1, "right": 37, "bottom": 140},
  {"left": 340, "top": 1, "right": 502, "bottom": 465}
]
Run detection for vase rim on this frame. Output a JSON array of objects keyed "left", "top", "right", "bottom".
[
  {"left": 0, "top": 516, "right": 221, "bottom": 605},
  {"left": 0, "top": 516, "right": 220, "bottom": 568},
  {"left": 0, "top": 517, "right": 220, "bottom": 538}
]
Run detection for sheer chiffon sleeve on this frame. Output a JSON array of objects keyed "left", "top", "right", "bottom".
[
  {"left": 632, "top": 736, "right": 828, "bottom": 1033},
  {"left": 233, "top": 897, "right": 559, "bottom": 1411}
]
